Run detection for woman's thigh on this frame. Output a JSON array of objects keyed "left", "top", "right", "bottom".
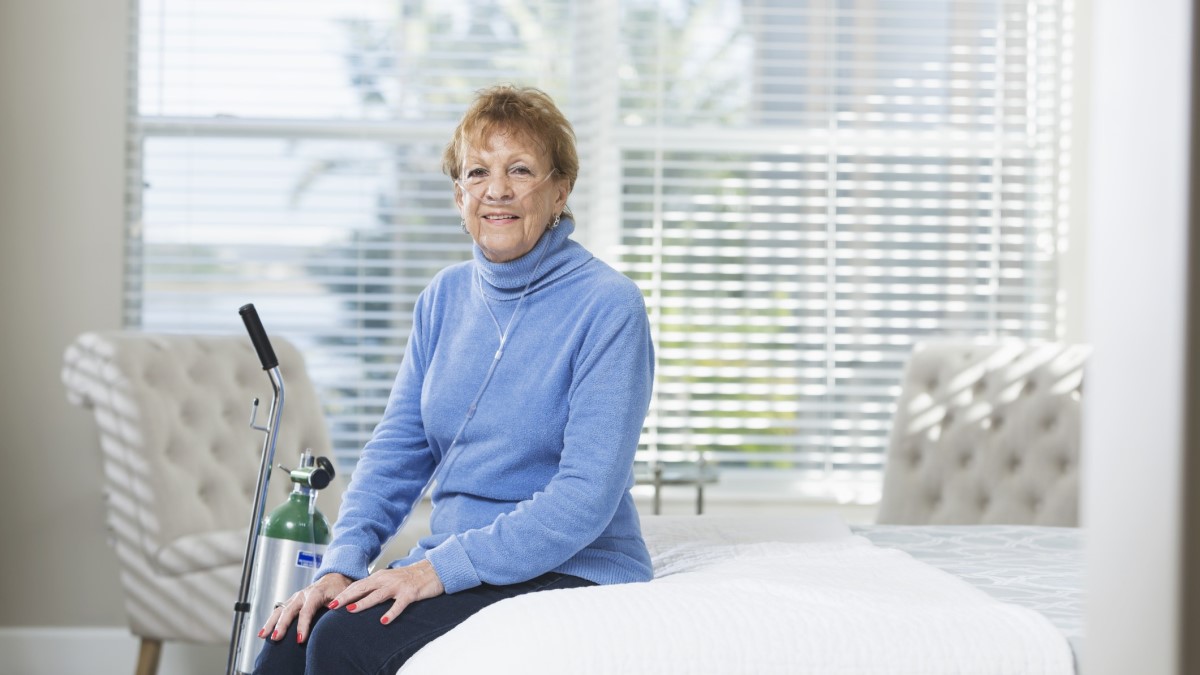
[{"left": 254, "top": 572, "right": 593, "bottom": 675}]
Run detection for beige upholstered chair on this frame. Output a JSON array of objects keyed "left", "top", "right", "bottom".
[
  {"left": 877, "top": 342, "right": 1091, "bottom": 526},
  {"left": 62, "top": 332, "right": 348, "bottom": 675}
]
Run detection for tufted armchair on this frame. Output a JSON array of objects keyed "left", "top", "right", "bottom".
[
  {"left": 877, "top": 342, "right": 1091, "bottom": 526},
  {"left": 61, "top": 332, "right": 349, "bottom": 675}
]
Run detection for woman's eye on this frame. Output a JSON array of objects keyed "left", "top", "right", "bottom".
[
  {"left": 466, "top": 168, "right": 487, "bottom": 179},
  {"left": 510, "top": 166, "right": 533, "bottom": 177}
]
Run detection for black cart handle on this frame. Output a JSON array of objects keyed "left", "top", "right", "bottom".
[{"left": 238, "top": 303, "right": 279, "bottom": 370}]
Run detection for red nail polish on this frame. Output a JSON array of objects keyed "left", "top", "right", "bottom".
[
  {"left": 381, "top": 616, "right": 390, "bottom": 625},
  {"left": 297, "top": 633, "right": 304, "bottom": 644},
  {"left": 347, "top": 603, "right": 357, "bottom": 612},
  {"left": 257, "top": 629, "right": 265, "bottom": 638},
  {"left": 327, "top": 600, "right": 339, "bottom": 609},
  {"left": 271, "top": 631, "right": 279, "bottom": 641}
]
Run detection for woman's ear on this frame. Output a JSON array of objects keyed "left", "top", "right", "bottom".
[
  {"left": 553, "top": 177, "right": 569, "bottom": 212},
  {"left": 453, "top": 182, "right": 465, "bottom": 213}
]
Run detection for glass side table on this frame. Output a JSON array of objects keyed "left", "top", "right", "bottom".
[{"left": 635, "top": 458, "right": 720, "bottom": 515}]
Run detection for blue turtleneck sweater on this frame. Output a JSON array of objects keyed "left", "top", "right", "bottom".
[{"left": 317, "top": 219, "right": 655, "bottom": 593}]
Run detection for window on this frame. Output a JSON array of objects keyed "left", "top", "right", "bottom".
[
  {"left": 129, "top": 0, "right": 577, "bottom": 458},
  {"left": 128, "top": 0, "right": 1073, "bottom": 502},
  {"left": 611, "top": 0, "right": 1073, "bottom": 501}
]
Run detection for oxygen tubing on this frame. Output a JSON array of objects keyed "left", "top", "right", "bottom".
[{"left": 380, "top": 235, "right": 553, "bottom": 558}]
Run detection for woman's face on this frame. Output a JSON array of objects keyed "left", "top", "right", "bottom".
[{"left": 454, "top": 130, "right": 569, "bottom": 263}]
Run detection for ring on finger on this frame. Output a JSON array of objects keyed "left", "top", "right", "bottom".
[{"left": 274, "top": 601, "right": 286, "bottom": 609}]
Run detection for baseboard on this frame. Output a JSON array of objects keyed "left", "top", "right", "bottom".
[{"left": 0, "top": 627, "right": 225, "bottom": 675}]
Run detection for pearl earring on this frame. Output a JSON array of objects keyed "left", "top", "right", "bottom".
[
  {"left": 548, "top": 213, "right": 561, "bottom": 230},
  {"left": 461, "top": 219, "right": 468, "bottom": 234}
]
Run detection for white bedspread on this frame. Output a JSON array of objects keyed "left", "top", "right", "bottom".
[{"left": 400, "top": 515, "right": 1073, "bottom": 674}]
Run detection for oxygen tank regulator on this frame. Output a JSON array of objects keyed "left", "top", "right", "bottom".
[{"left": 263, "top": 448, "right": 335, "bottom": 546}]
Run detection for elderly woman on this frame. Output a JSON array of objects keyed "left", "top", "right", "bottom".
[{"left": 253, "top": 85, "right": 655, "bottom": 674}]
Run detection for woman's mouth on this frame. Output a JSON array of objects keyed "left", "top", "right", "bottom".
[{"left": 482, "top": 213, "right": 519, "bottom": 223}]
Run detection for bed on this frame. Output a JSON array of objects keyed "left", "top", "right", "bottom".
[
  {"left": 396, "top": 343, "right": 1089, "bottom": 674},
  {"left": 397, "top": 515, "right": 1083, "bottom": 674}
]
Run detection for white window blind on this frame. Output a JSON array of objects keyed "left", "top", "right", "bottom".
[
  {"left": 611, "top": 0, "right": 1071, "bottom": 501},
  {"left": 126, "top": 0, "right": 1072, "bottom": 499},
  {"left": 127, "top": 0, "right": 577, "bottom": 464}
]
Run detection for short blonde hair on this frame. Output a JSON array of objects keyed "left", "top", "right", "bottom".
[{"left": 443, "top": 85, "right": 578, "bottom": 207}]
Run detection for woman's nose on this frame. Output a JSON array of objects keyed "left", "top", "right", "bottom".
[{"left": 482, "top": 175, "right": 514, "bottom": 201}]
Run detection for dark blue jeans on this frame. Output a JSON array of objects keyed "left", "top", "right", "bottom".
[{"left": 253, "top": 572, "right": 594, "bottom": 674}]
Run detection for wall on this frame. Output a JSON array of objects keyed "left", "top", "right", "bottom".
[
  {"left": 0, "top": 0, "right": 130, "bottom": 627},
  {"left": 1082, "top": 0, "right": 1195, "bottom": 673}
]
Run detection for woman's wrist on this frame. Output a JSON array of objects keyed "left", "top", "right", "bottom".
[{"left": 412, "top": 559, "right": 446, "bottom": 596}]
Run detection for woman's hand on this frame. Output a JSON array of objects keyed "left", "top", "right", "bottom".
[
  {"left": 329, "top": 560, "right": 446, "bottom": 627},
  {"left": 261, "top": 561, "right": 445, "bottom": 643},
  {"left": 261, "top": 572, "right": 351, "bottom": 645}
]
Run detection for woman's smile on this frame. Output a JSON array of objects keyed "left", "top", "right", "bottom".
[{"left": 481, "top": 211, "right": 519, "bottom": 224}]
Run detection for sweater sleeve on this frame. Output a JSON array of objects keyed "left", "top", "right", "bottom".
[
  {"left": 316, "top": 293, "right": 438, "bottom": 582},
  {"left": 424, "top": 289, "right": 654, "bottom": 593}
]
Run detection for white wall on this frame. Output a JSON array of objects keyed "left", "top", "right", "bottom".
[
  {"left": 0, "top": 0, "right": 130, "bottom": 627},
  {"left": 1082, "top": 0, "right": 1195, "bottom": 673}
]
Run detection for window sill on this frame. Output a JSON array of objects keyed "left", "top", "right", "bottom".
[{"left": 631, "top": 467, "right": 881, "bottom": 523}]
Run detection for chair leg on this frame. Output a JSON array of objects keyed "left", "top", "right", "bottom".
[{"left": 135, "top": 638, "right": 162, "bottom": 675}]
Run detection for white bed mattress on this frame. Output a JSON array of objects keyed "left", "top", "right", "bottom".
[{"left": 399, "top": 516, "right": 1077, "bottom": 675}]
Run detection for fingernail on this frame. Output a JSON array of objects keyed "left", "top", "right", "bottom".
[
  {"left": 347, "top": 603, "right": 357, "bottom": 612},
  {"left": 381, "top": 616, "right": 390, "bottom": 625},
  {"left": 327, "top": 600, "right": 339, "bottom": 609},
  {"left": 271, "top": 631, "right": 279, "bottom": 641},
  {"left": 296, "top": 633, "right": 304, "bottom": 644},
  {"left": 257, "top": 629, "right": 265, "bottom": 638}
]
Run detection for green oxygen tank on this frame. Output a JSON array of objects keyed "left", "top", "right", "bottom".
[
  {"left": 261, "top": 474, "right": 332, "bottom": 545},
  {"left": 235, "top": 450, "right": 335, "bottom": 674}
]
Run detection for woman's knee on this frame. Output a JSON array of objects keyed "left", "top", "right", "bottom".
[
  {"left": 306, "top": 610, "right": 349, "bottom": 660},
  {"left": 306, "top": 607, "right": 383, "bottom": 672}
]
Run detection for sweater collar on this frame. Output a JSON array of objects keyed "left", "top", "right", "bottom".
[{"left": 472, "top": 218, "right": 592, "bottom": 300}]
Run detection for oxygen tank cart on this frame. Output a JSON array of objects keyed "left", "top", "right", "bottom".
[{"left": 225, "top": 304, "right": 336, "bottom": 675}]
